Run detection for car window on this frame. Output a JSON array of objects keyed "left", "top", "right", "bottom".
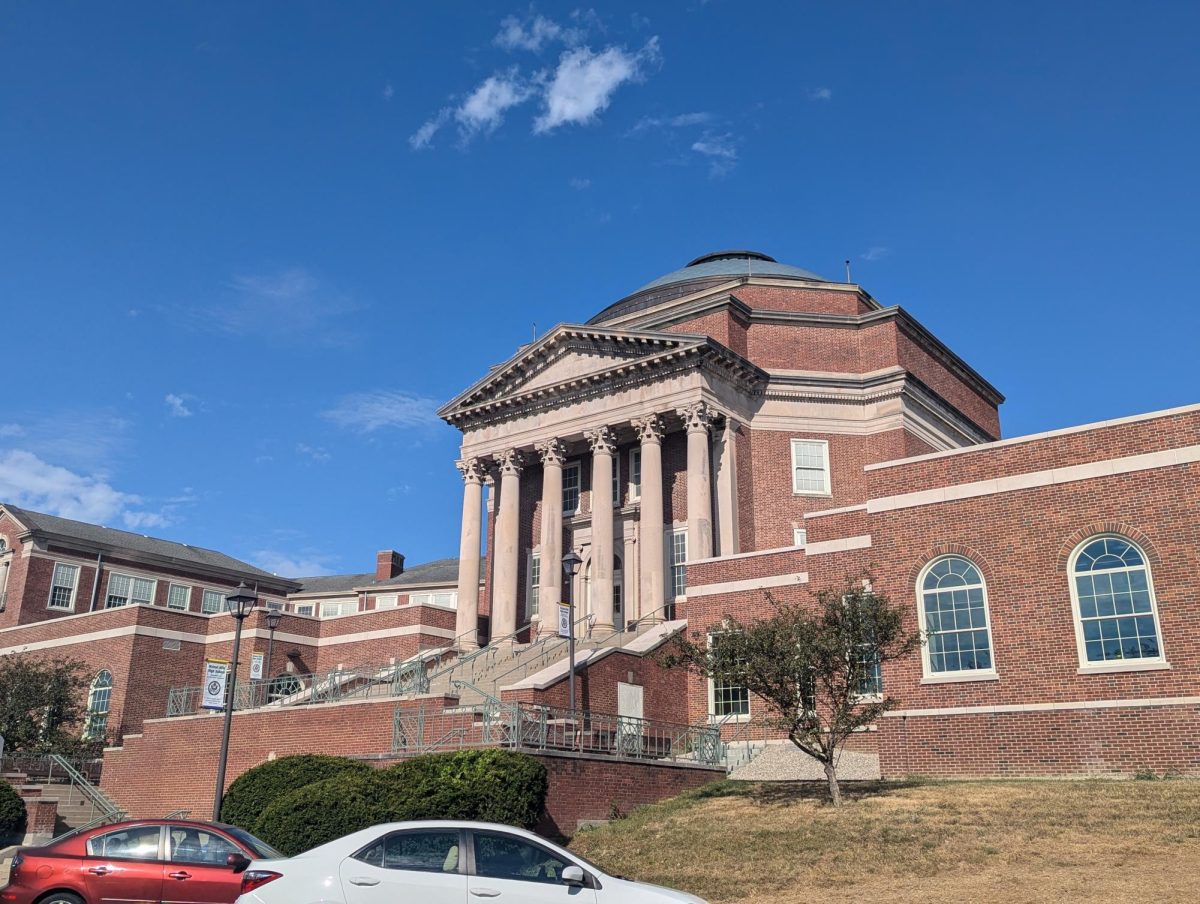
[
  {"left": 87, "top": 825, "right": 162, "bottom": 861},
  {"left": 222, "top": 825, "right": 285, "bottom": 861},
  {"left": 473, "top": 832, "right": 571, "bottom": 885},
  {"left": 168, "top": 827, "right": 241, "bottom": 865},
  {"left": 354, "top": 831, "right": 461, "bottom": 873}
]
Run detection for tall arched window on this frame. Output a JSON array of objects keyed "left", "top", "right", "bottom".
[
  {"left": 1069, "top": 535, "right": 1164, "bottom": 666},
  {"left": 918, "top": 556, "right": 996, "bottom": 677},
  {"left": 83, "top": 670, "right": 113, "bottom": 741}
]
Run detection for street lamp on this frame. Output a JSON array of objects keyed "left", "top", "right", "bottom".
[
  {"left": 264, "top": 609, "right": 283, "bottom": 701},
  {"left": 561, "top": 550, "right": 583, "bottom": 724},
  {"left": 213, "top": 582, "right": 256, "bottom": 821}
]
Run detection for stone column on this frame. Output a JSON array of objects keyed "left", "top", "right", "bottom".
[
  {"left": 536, "top": 439, "right": 567, "bottom": 622},
  {"left": 678, "top": 402, "right": 716, "bottom": 561},
  {"left": 634, "top": 414, "right": 666, "bottom": 622},
  {"left": 586, "top": 426, "right": 618, "bottom": 633},
  {"left": 714, "top": 417, "right": 741, "bottom": 556},
  {"left": 454, "top": 458, "right": 488, "bottom": 649},
  {"left": 492, "top": 449, "right": 524, "bottom": 641}
]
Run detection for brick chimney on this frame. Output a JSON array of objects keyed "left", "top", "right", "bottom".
[{"left": 376, "top": 550, "right": 405, "bottom": 581}]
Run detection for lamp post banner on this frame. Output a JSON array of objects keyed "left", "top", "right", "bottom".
[
  {"left": 250, "top": 653, "right": 264, "bottom": 680},
  {"left": 202, "top": 659, "right": 229, "bottom": 710},
  {"left": 557, "top": 603, "right": 571, "bottom": 638}
]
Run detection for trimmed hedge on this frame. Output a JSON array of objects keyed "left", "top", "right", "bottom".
[
  {"left": 0, "top": 781, "right": 26, "bottom": 840},
  {"left": 252, "top": 749, "right": 548, "bottom": 856},
  {"left": 220, "top": 754, "right": 372, "bottom": 831}
]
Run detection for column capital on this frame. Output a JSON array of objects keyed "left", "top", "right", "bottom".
[
  {"left": 495, "top": 449, "right": 526, "bottom": 477},
  {"left": 585, "top": 426, "right": 618, "bottom": 457},
  {"left": 633, "top": 413, "right": 666, "bottom": 445},
  {"left": 456, "top": 457, "right": 491, "bottom": 485},
  {"left": 677, "top": 401, "right": 717, "bottom": 434},
  {"left": 535, "top": 438, "right": 569, "bottom": 467}
]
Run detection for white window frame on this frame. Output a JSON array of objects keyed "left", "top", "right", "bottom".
[
  {"left": 790, "top": 438, "right": 831, "bottom": 496},
  {"left": 166, "top": 583, "right": 191, "bottom": 611},
  {"left": 320, "top": 599, "right": 358, "bottom": 618},
  {"left": 706, "top": 632, "right": 750, "bottom": 722},
  {"left": 374, "top": 593, "right": 399, "bottom": 610},
  {"left": 611, "top": 454, "right": 621, "bottom": 508},
  {"left": 106, "top": 572, "right": 156, "bottom": 608},
  {"left": 916, "top": 556, "right": 998, "bottom": 683},
  {"left": 562, "top": 462, "right": 581, "bottom": 515},
  {"left": 83, "top": 669, "right": 113, "bottom": 741},
  {"left": 201, "top": 589, "right": 226, "bottom": 615},
  {"left": 48, "top": 562, "right": 80, "bottom": 610},
  {"left": 527, "top": 552, "right": 541, "bottom": 617},
  {"left": 1067, "top": 535, "right": 1168, "bottom": 674},
  {"left": 294, "top": 602, "right": 315, "bottom": 616},
  {"left": 668, "top": 528, "right": 688, "bottom": 601},
  {"left": 628, "top": 448, "right": 641, "bottom": 500},
  {"left": 793, "top": 528, "right": 807, "bottom": 548}
]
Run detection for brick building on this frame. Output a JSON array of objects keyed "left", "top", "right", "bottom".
[{"left": 4, "top": 249, "right": 1197, "bottom": 817}]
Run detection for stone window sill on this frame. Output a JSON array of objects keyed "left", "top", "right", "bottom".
[
  {"left": 1077, "top": 660, "right": 1171, "bottom": 675},
  {"left": 920, "top": 671, "right": 1000, "bottom": 685}
]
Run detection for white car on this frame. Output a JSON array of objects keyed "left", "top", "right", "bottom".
[{"left": 235, "top": 819, "right": 707, "bottom": 904}]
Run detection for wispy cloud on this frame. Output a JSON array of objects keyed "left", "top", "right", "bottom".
[
  {"left": 251, "top": 549, "right": 337, "bottom": 577},
  {"left": 383, "top": 83, "right": 395, "bottom": 101},
  {"left": 164, "top": 393, "right": 193, "bottom": 418},
  {"left": 0, "top": 448, "right": 167, "bottom": 529},
  {"left": 807, "top": 86, "right": 833, "bottom": 101},
  {"left": 0, "top": 424, "right": 24, "bottom": 438},
  {"left": 456, "top": 68, "right": 535, "bottom": 138},
  {"left": 296, "top": 442, "right": 332, "bottom": 463},
  {"left": 0, "top": 410, "right": 130, "bottom": 472},
  {"left": 691, "top": 131, "right": 739, "bottom": 177},
  {"left": 410, "top": 108, "right": 452, "bottom": 150},
  {"left": 534, "top": 37, "right": 661, "bottom": 134},
  {"left": 494, "top": 11, "right": 583, "bottom": 52},
  {"left": 568, "top": 176, "right": 591, "bottom": 190},
  {"left": 628, "top": 111, "right": 712, "bottom": 134},
  {"left": 322, "top": 390, "right": 441, "bottom": 432},
  {"left": 860, "top": 246, "right": 892, "bottom": 261}
]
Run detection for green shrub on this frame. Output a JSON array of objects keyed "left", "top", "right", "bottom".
[
  {"left": 0, "top": 781, "right": 26, "bottom": 840},
  {"left": 220, "top": 754, "right": 371, "bottom": 831},
  {"left": 251, "top": 749, "right": 548, "bottom": 856}
]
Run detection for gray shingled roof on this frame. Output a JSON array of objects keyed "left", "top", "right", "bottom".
[
  {"left": 294, "top": 558, "right": 461, "bottom": 594},
  {"left": 3, "top": 503, "right": 290, "bottom": 583},
  {"left": 293, "top": 573, "right": 377, "bottom": 594}
]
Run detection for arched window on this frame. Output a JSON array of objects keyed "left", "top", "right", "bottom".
[
  {"left": 918, "top": 556, "right": 995, "bottom": 677},
  {"left": 1069, "top": 536, "right": 1163, "bottom": 666},
  {"left": 83, "top": 670, "right": 113, "bottom": 740}
]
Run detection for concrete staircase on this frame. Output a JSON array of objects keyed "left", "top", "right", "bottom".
[{"left": 12, "top": 780, "right": 114, "bottom": 836}]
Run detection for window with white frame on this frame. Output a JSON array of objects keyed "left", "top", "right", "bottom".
[
  {"left": 265, "top": 599, "right": 284, "bottom": 612},
  {"left": 562, "top": 463, "right": 581, "bottom": 515},
  {"left": 1069, "top": 535, "right": 1163, "bottom": 665},
  {"left": 166, "top": 583, "right": 191, "bottom": 611},
  {"left": 793, "top": 528, "right": 807, "bottom": 548},
  {"left": 528, "top": 553, "right": 541, "bottom": 617},
  {"left": 409, "top": 591, "right": 458, "bottom": 609},
  {"left": 48, "top": 563, "right": 80, "bottom": 610},
  {"left": 708, "top": 633, "right": 750, "bottom": 718},
  {"left": 918, "top": 556, "right": 995, "bottom": 676},
  {"left": 320, "top": 599, "right": 358, "bottom": 618},
  {"left": 629, "top": 448, "right": 641, "bottom": 500},
  {"left": 83, "top": 669, "right": 113, "bottom": 741},
  {"left": 790, "top": 439, "right": 831, "bottom": 495},
  {"left": 106, "top": 573, "right": 155, "bottom": 608},
  {"left": 669, "top": 529, "right": 688, "bottom": 600},
  {"left": 201, "top": 589, "right": 225, "bottom": 615},
  {"left": 612, "top": 455, "right": 621, "bottom": 507},
  {"left": 295, "top": 602, "right": 315, "bottom": 616},
  {"left": 374, "top": 593, "right": 398, "bottom": 610}
]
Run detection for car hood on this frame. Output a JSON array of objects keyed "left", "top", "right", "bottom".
[{"left": 605, "top": 875, "right": 708, "bottom": 903}]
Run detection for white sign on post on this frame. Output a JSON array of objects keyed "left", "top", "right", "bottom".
[
  {"left": 250, "top": 653, "right": 264, "bottom": 681},
  {"left": 557, "top": 603, "right": 571, "bottom": 639},
  {"left": 201, "top": 660, "right": 229, "bottom": 710}
]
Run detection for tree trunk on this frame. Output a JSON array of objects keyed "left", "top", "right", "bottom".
[{"left": 823, "top": 759, "right": 842, "bottom": 807}]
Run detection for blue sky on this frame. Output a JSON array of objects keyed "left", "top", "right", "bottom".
[{"left": 1, "top": 2, "right": 1197, "bottom": 577}]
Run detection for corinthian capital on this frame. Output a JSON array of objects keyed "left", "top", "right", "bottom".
[
  {"left": 495, "top": 449, "right": 526, "bottom": 477},
  {"left": 585, "top": 426, "right": 618, "bottom": 457},
  {"left": 677, "top": 401, "right": 717, "bottom": 434},
  {"left": 633, "top": 413, "right": 666, "bottom": 445},
  {"left": 456, "top": 458, "right": 490, "bottom": 485},
  {"left": 535, "top": 438, "right": 568, "bottom": 468}
]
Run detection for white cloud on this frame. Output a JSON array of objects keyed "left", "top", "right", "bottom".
[
  {"left": 0, "top": 448, "right": 164, "bottom": 528},
  {"left": 534, "top": 37, "right": 660, "bottom": 133},
  {"left": 455, "top": 69, "right": 534, "bottom": 138},
  {"left": 194, "top": 268, "right": 361, "bottom": 347},
  {"left": 383, "top": 83, "right": 395, "bottom": 101},
  {"left": 0, "top": 424, "right": 24, "bottom": 438},
  {"left": 808, "top": 87, "right": 833, "bottom": 101},
  {"left": 860, "top": 246, "right": 892, "bottom": 261},
  {"left": 410, "top": 108, "right": 452, "bottom": 150},
  {"left": 627, "top": 110, "right": 712, "bottom": 135},
  {"left": 494, "top": 12, "right": 582, "bottom": 52},
  {"left": 691, "top": 131, "right": 738, "bottom": 177},
  {"left": 569, "top": 176, "right": 591, "bottom": 190},
  {"left": 251, "top": 550, "right": 337, "bottom": 577},
  {"left": 164, "top": 393, "right": 193, "bottom": 418},
  {"left": 296, "top": 442, "right": 332, "bottom": 463},
  {"left": 322, "top": 390, "right": 441, "bottom": 432}
]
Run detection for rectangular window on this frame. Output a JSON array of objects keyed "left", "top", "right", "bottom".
[
  {"left": 375, "top": 594, "right": 398, "bottom": 610},
  {"left": 528, "top": 553, "right": 541, "bottom": 617},
  {"left": 295, "top": 603, "right": 315, "bottom": 616},
  {"left": 201, "top": 589, "right": 225, "bottom": 615},
  {"left": 265, "top": 600, "right": 284, "bottom": 612},
  {"left": 167, "top": 584, "right": 191, "bottom": 611},
  {"left": 562, "top": 463, "right": 581, "bottom": 515},
  {"left": 105, "top": 573, "right": 131, "bottom": 608},
  {"left": 612, "top": 455, "right": 621, "bottom": 507},
  {"left": 410, "top": 591, "right": 458, "bottom": 609},
  {"left": 709, "top": 633, "right": 750, "bottom": 718},
  {"left": 791, "top": 439, "right": 831, "bottom": 495},
  {"left": 320, "top": 599, "right": 358, "bottom": 618},
  {"left": 48, "top": 563, "right": 79, "bottom": 610},
  {"left": 130, "top": 577, "right": 154, "bottom": 606},
  {"left": 629, "top": 449, "right": 642, "bottom": 500},
  {"left": 669, "top": 529, "right": 688, "bottom": 600},
  {"left": 793, "top": 528, "right": 807, "bottom": 548}
]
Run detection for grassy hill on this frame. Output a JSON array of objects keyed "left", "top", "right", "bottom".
[{"left": 569, "top": 779, "right": 1200, "bottom": 904}]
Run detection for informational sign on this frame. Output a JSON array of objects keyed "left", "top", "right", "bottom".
[
  {"left": 250, "top": 653, "right": 264, "bottom": 681},
  {"left": 557, "top": 603, "right": 571, "bottom": 639},
  {"left": 201, "top": 660, "right": 230, "bottom": 710}
]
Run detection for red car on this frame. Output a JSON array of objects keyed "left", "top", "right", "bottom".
[{"left": 0, "top": 818, "right": 284, "bottom": 904}]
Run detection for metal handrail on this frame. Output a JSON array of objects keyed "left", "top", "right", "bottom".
[
  {"left": 486, "top": 613, "right": 595, "bottom": 689},
  {"left": 448, "top": 678, "right": 505, "bottom": 707},
  {"left": 164, "top": 808, "right": 192, "bottom": 818},
  {"left": 47, "top": 754, "right": 124, "bottom": 822}
]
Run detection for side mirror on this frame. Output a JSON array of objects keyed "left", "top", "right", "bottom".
[
  {"left": 227, "top": 853, "right": 251, "bottom": 873},
  {"left": 561, "top": 865, "right": 586, "bottom": 886}
]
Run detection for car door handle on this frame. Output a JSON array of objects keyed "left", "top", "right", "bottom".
[
  {"left": 470, "top": 891, "right": 502, "bottom": 898},
  {"left": 168, "top": 871, "right": 192, "bottom": 880},
  {"left": 349, "top": 877, "right": 381, "bottom": 886},
  {"left": 87, "top": 867, "right": 111, "bottom": 876}
]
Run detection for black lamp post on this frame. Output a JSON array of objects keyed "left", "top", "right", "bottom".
[
  {"left": 213, "top": 582, "right": 256, "bottom": 821},
  {"left": 561, "top": 550, "right": 583, "bottom": 723},
  {"left": 264, "top": 609, "right": 283, "bottom": 701}
]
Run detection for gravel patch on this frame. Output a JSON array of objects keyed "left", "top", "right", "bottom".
[{"left": 730, "top": 742, "right": 881, "bottom": 782}]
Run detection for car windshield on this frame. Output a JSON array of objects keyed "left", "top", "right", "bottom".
[{"left": 222, "top": 825, "right": 285, "bottom": 861}]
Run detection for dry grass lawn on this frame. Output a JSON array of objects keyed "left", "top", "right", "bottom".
[{"left": 569, "top": 779, "right": 1200, "bottom": 903}]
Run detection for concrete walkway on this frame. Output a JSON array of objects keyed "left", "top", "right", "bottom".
[{"left": 730, "top": 742, "right": 881, "bottom": 782}]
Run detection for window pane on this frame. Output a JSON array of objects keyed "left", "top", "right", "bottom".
[
  {"left": 167, "top": 584, "right": 190, "bottom": 610},
  {"left": 473, "top": 833, "right": 570, "bottom": 885},
  {"left": 921, "top": 557, "right": 993, "bottom": 674},
  {"left": 1072, "top": 537, "right": 1162, "bottom": 663},
  {"left": 202, "top": 590, "right": 224, "bottom": 614},
  {"left": 562, "top": 464, "right": 581, "bottom": 514},
  {"left": 89, "top": 825, "right": 161, "bottom": 860},
  {"left": 169, "top": 827, "right": 240, "bottom": 865},
  {"left": 131, "top": 578, "right": 154, "bottom": 604},
  {"left": 377, "top": 831, "right": 461, "bottom": 873}
]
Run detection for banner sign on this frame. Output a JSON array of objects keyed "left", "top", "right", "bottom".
[
  {"left": 202, "top": 660, "right": 230, "bottom": 710},
  {"left": 557, "top": 603, "right": 571, "bottom": 639},
  {"left": 250, "top": 653, "right": 264, "bottom": 681}
]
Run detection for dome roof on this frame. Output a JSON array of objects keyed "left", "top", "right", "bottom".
[{"left": 588, "top": 250, "right": 828, "bottom": 324}]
